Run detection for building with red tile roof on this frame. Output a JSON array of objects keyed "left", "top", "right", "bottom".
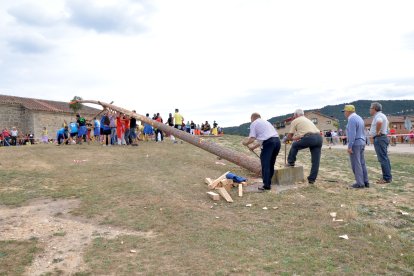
[{"left": 0, "top": 94, "right": 101, "bottom": 142}]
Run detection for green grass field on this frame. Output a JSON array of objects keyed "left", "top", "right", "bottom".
[{"left": 0, "top": 136, "right": 413, "bottom": 275}]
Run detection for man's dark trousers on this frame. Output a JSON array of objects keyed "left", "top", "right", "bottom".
[
  {"left": 260, "top": 137, "right": 281, "bottom": 189},
  {"left": 373, "top": 135, "right": 392, "bottom": 181},
  {"left": 288, "top": 134, "right": 323, "bottom": 182}
]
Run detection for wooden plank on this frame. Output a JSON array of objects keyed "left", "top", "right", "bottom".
[
  {"left": 207, "top": 191, "right": 220, "bottom": 201},
  {"left": 238, "top": 184, "right": 243, "bottom": 197},
  {"left": 215, "top": 187, "right": 233, "bottom": 203},
  {"left": 220, "top": 179, "right": 234, "bottom": 186},
  {"left": 221, "top": 179, "right": 234, "bottom": 192},
  {"left": 205, "top": 178, "right": 213, "bottom": 185},
  {"left": 208, "top": 171, "right": 230, "bottom": 189}
]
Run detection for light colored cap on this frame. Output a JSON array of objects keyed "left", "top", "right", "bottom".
[{"left": 342, "top": 105, "right": 355, "bottom": 112}]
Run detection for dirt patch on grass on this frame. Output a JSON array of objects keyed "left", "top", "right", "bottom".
[{"left": 0, "top": 198, "right": 156, "bottom": 275}]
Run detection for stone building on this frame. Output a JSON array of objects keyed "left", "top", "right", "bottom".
[
  {"left": 0, "top": 94, "right": 100, "bottom": 141},
  {"left": 275, "top": 111, "right": 339, "bottom": 135}
]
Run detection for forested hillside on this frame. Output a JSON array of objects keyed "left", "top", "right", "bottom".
[{"left": 224, "top": 100, "right": 414, "bottom": 136}]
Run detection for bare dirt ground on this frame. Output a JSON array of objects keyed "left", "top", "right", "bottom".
[{"left": 0, "top": 198, "right": 156, "bottom": 275}]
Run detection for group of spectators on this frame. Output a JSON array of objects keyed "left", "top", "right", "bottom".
[
  {"left": 0, "top": 127, "right": 35, "bottom": 146},
  {"left": 1, "top": 108, "right": 223, "bottom": 147},
  {"left": 324, "top": 127, "right": 414, "bottom": 146},
  {"left": 142, "top": 109, "right": 223, "bottom": 142}
]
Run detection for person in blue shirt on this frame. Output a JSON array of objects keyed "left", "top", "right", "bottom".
[
  {"left": 56, "top": 126, "right": 69, "bottom": 145},
  {"left": 343, "top": 105, "right": 369, "bottom": 189},
  {"left": 94, "top": 117, "right": 102, "bottom": 143},
  {"left": 76, "top": 114, "right": 87, "bottom": 144},
  {"left": 69, "top": 121, "right": 78, "bottom": 144}
]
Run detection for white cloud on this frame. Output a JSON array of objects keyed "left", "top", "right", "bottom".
[
  {"left": 7, "top": 1, "right": 67, "bottom": 26},
  {"left": 65, "top": 0, "right": 152, "bottom": 34}
]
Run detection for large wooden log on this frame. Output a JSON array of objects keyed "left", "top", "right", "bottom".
[{"left": 74, "top": 100, "right": 262, "bottom": 175}]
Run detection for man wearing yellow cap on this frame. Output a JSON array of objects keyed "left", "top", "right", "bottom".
[{"left": 343, "top": 105, "right": 369, "bottom": 188}]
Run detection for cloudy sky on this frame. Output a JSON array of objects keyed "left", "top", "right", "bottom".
[{"left": 1, "top": 0, "right": 414, "bottom": 127}]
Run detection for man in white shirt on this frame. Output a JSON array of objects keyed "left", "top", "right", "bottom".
[
  {"left": 242, "top": 113, "right": 280, "bottom": 191},
  {"left": 369, "top": 102, "right": 392, "bottom": 184}
]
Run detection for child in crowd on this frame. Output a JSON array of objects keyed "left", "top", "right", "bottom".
[{"left": 42, "top": 127, "right": 48, "bottom": 143}]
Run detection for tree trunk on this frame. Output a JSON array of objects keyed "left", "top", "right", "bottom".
[{"left": 75, "top": 100, "right": 262, "bottom": 175}]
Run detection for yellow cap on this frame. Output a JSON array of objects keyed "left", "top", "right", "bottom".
[{"left": 342, "top": 104, "right": 355, "bottom": 112}]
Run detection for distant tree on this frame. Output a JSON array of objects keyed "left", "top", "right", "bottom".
[{"left": 69, "top": 96, "right": 83, "bottom": 114}]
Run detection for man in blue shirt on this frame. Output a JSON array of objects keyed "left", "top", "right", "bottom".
[
  {"left": 56, "top": 126, "right": 69, "bottom": 145},
  {"left": 343, "top": 105, "right": 369, "bottom": 189},
  {"left": 69, "top": 121, "right": 78, "bottom": 144}
]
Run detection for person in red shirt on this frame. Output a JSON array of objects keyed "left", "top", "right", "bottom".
[
  {"left": 155, "top": 113, "right": 164, "bottom": 142},
  {"left": 390, "top": 127, "right": 397, "bottom": 146},
  {"left": 2, "top": 128, "right": 11, "bottom": 146},
  {"left": 116, "top": 113, "right": 126, "bottom": 145}
]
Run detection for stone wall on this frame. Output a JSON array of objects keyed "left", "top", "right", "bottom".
[
  {"left": 31, "top": 111, "right": 78, "bottom": 141},
  {"left": 1, "top": 103, "right": 101, "bottom": 141},
  {"left": 0, "top": 104, "right": 26, "bottom": 132}
]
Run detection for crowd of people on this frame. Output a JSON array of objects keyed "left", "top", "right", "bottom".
[
  {"left": 324, "top": 126, "right": 414, "bottom": 146},
  {"left": 0, "top": 127, "right": 35, "bottom": 146},
  {"left": 243, "top": 101, "right": 399, "bottom": 191},
  {"left": 53, "top": 108, "right": 223, "bottom": 146},
  {"left": 0, "top": 108, "right": 224, "bottom": 147}
]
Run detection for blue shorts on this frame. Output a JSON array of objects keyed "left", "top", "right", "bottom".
[{"left": 78, "top": 126, "right": 87, "bottom": 137}]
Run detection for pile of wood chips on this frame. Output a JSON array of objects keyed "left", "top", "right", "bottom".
[{"left": 205, "top": 171, "right": 247, "bottom": 203}]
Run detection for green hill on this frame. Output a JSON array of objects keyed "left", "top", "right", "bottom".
[{"left": 224, "top": 99, "right": 414, "bottom": 136}]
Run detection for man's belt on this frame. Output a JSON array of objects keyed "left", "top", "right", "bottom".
[
  {"left": 374, "top": 134, "right": 386, "bottom": 138},
  {"left": 302, "top": 132, "right": 319, "bottom": 138}
]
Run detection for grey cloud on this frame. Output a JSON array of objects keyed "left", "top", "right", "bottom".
[
  {"left": 65, "top": 0, "right": 152, "bottom": 34},
  {"left": 7, "top": 33, "right": 54, "bottom": 54},
  {"left": 8, "top": 3, "right": 65, "bottom": 26}
]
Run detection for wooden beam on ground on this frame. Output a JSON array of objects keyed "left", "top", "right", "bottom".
[
  {"left": 215, "top": 187, "right": 233, "bottom": 203},
  {"left": 207, "top": 191, "right": 220, "bottom": 201},
  {"left": 221, "top": 179, "right": 234, "bottom": 192},
  {"left": 208, "top": 171, "right": 230, "bottom": 190},
  {"left": 238, "top": 184, "right": 243, "bottom": 197},
  {"left": 205, "top": 178, "right": 213, "bottom": 185},
  {"left": 220, "top": 179, "right": 234, "bottom": 186}
]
